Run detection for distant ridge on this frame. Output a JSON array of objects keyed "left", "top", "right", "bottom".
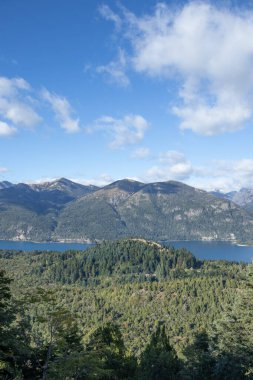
[
  {"left": 30, "top": 177, "right": 99, "bottom": 198},
  {"left": 0, "top": 181, "right": 13, "bottom": 190},
  {"left": 0, "top": 178, "right": 253, "bottom": 243},
  {"left": 211, "top": 188, "right": 253, "bottom": 214}
]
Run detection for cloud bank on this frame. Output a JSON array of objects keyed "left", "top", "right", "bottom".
[
  {"left": 102, "top": 2, "right": 253, "bottom": 135},
  {"left": 142, "top": 152, "right": 253, "bottom": 191}
]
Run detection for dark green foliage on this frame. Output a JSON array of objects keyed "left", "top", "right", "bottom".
[
  {"left": 0, "top": 269, "right": 15, "bottom": 378},
  {"left": 0, "top": 270, "right": 31, "bottom": 379},
  {"left": 86, "top": 323, "right": 137, "bottom": 379},
  {"left": 0, "top": 239, "right": 201, "bottom": 286},
  {"left": 181, "top": 330, "right": 215, "bottom": 379},
  {"left": 138, "top": 324, "right": 181, "bottom": 379}
]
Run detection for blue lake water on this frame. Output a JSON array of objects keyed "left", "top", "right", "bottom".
[
  {"left": 0, "top": 240, "right": 92, "bottom": 252},
  {"left": 163, "top": 241, "right": 253, "bottom": 263},
  {"left": 0, "top": 240, "right": 252, "bottom": 263}
]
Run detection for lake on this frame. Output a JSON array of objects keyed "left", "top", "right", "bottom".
[{"left": 0, "top": 239, "right": 252, "bottom": 263}]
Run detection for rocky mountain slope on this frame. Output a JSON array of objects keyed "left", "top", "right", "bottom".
[
  {"left": 211, "top": 188, "right": 253, "bottom": 214},
  {"left": 0, "top": 181, "right": 13, "bottom": 189},
  {"left": 1, "top": 178, "right": 253, "bottom": 242}
]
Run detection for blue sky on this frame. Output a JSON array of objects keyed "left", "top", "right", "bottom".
[{"left": 1, "top": 0, "right": 253, "bottom": 190}]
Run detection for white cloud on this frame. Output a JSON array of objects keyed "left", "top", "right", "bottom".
[
  {"left": 0, "top": 77, "right": 30, "bottom": 97},
  {"left": 0, "top": 166, "right": 8, "bottom": 173},
  {"left": 0, "top": 121, "right": 17, "bottom": 136},
  {"left": 98, "top": 4, "right": 122, "bottom": 31},
  {"left": 42, "top": 89, "right": 80, "bottom": 133},
  {"left": 173, "top": 103, "right": 250, "bottom": 136},
  {"left": 145, "top": 163, "right": 193, "bottom": 182},
  {"left": 106, "top": 2, "right": 253, "bottom": 135},
  {"left": 158, "top": 150, "right": 186, "bottom": 164},
  {"left": 88, "top": 114, "right": 149, "bottom": 148},
  {"left": 144, "top": 150, "right": 195, "bottom": 182},
  {"left": 185, "top": 158, "right": 253, "bottom": 191},
  {"left": 131, "top": 147, "right": 151, "bottom": 159},
  {"left": 97, "top": 49, "right": 130, "bottom": 87},
  {"left": 0, "top": 76, "right": 41, "bottom": 130},
  {"left": 72, "top": 173, "right": 114, "bottom": 187},
  {"left": 141, "top": 153, "right": 253, "bottom": 190},
  {"left": 214, "top": 159, "right": 253, "bottom": 190}
]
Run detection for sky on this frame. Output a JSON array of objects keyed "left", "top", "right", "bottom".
[{"left": 1, "top": 0, "right": 253, "bottom": 191}]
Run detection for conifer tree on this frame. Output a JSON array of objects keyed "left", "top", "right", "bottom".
[{"left": 138, "top": 324, "right": 181, "bottom": 380}]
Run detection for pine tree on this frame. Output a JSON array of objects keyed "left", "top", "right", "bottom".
[
  {"left": 181, "top": 330, "right": 214, "bottom": 380},
  {"left": 138, "top": 324, "right": 181, "bottom": 380}
]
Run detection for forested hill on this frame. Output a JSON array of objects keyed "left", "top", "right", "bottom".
[
  {"left": 1, "top": 238, "right": 252, "bottom": 379},
  {"left": 0, "top": 238, "right": 201, "bottom": 285}
]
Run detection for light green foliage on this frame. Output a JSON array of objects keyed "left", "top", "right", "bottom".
[{"left": 210, "top": 263, "right": 253, "bottom": 379}]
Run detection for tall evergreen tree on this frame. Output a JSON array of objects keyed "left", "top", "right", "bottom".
[
  {"left": 138, "top": 324, "right": 181, "bottom": 380},
  {"left": 181, "top": 330, "right": 214, "bottom": 379}
]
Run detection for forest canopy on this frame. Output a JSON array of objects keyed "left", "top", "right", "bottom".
[{"left": 0, "top": 238, "right": 252, "bottom": 379}]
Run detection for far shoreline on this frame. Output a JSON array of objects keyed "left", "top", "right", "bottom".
[{"left": 0, "top": 237, "right": 252, "bottom": 247}]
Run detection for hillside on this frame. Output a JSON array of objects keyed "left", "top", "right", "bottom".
[
  {"left": 0, "top": 178, "right": 98, "bottom": 241},
  {"left": 211, "top": 188, "right": 253, "bottom": 214},
  {"left": 0, "top": 238, "right": 200, "bottom": 286},
  {"left": 1, "top": 237, "right": 249, "bottom": 379},
  {"left": 1, "top": 178, "right": 253, "bottom": 242},
  {"left": 55, "top": 180, "right": 253, "bottom": 243}
]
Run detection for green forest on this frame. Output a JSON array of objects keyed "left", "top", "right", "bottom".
[{"left": 0, "top": 239, "right": 252, "bottom": 379}]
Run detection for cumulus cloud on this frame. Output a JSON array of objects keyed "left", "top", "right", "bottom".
[
  {"left": 131, "top": 147, "right": 151, "bottom": 159},
  {"left": 173, "top": 103, "right": 250, "bottom": 136},
  {"left": 183, "top": 158, "right": 253, "bottom": 191},
  {"left": 0, "top": 76, "right": 41, "bottom": 133},
  {"left": 97, "top": 49, "right": 130, "bottom": 87},
  {"left": 212, "top": 159, "right": 253, "bottom": 190},
  {"left": 0, "top": 166, "right": 8, "bottom": 173},
  {"left": 141, "top": 153, "right": 253, "bottom": 190},
  {"left": 42, "top": 89, "right": 80, "bottom": 133},
  {"left": 72, "top": 173, "right": 114, "bottom": 187},
  {"left": 103, "top": 2, "right": 253, "bottom": 135},
  {"left": 0, "top": 121, "right": 17, "bottom": 136},
  {"left": 144, "top": 150, "right": 195, "bottom": 182},
  {"left": 87, "top": 114, "right": 149, "bottom": 148}
]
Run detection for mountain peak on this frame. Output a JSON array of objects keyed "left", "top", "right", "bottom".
[
  {"left": 0, "top": 181, "right": 13, "bottom": 190},
  {"left": 103, "top": 179, "right": 145, "bottom": 192}
]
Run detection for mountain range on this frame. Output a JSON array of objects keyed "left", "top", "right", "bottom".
[
  {"left": 0, "top": 178, "right": 253, "bottom": 243},
  {"left": 210, "top": 188, "right": 253, "bottom": 214}
]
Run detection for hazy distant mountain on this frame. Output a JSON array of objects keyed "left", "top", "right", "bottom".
[
  {"left": 210, "top": 190, "right": 237, "bottom": 201},
  {"left": 0, "top": 181, "right": 13, "bottom": 190},
  {"left": 1, "top": 178, "right": 253, "bottom": 243},
  {"left": 0, "top": 178, "right": 99, "bottom": 241},
  {"left": 211, "top": 188, "right": 253, "bottom": 214},
  {"left": 30, "top": 178, "right": 99, "bottom": 198}
]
